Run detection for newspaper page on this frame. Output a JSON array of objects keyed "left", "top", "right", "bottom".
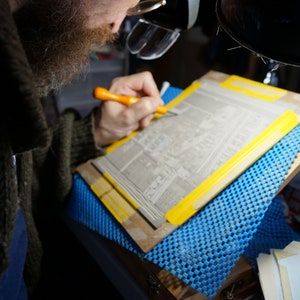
[{"left": 93, "top": 81, "right": 293, "bottom": 228}]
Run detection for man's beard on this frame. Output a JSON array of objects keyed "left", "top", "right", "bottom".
[{"left": 13, "top": 0, "right": 115, "bottom": 97}]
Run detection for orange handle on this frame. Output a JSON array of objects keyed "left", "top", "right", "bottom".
[{"left": 93, "top": 87, "right": 167, "bottom": 114}]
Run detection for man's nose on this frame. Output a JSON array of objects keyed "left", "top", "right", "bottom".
[{"left": 110, "top": 18, "right": 125, "bottom": 33}]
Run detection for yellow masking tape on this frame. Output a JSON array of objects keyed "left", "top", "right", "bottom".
[
  {"left": 220, "top": 75, "right": 287, "bottom": 101},
  {"left": 101, "top": 189, "right": 136, "bottom": 223},
  {"left": 102, "top": 172, "right": 139, "bottom": 209}
]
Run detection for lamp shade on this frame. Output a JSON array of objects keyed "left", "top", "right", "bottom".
[{"left": 215, "top": 0, "right": 300, "bottom": 66}]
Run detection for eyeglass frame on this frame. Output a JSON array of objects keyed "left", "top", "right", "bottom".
[{"left": 127, "top": 0, "right": 167, "bottom": 16}]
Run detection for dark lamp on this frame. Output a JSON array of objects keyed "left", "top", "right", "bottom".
[{"left": 215, "top": 0, "right": 300, "bottom": 67}]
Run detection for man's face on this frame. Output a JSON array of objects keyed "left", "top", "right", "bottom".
[
  {"left": 13, "top": 0, "right": 139, "bottom": 96},
  {"left": 82, "top": 0, "right": 139, "bottom": 33}
]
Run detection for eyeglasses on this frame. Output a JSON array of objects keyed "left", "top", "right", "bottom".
[
  {"left": 126, "top": 0, "right": 179, "bottom": 60},
  {"left": 127, "top": 0, "right": 167, "bottom": 16}
]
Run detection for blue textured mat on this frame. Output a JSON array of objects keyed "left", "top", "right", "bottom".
[{"left": 66, "top": 87, "right": 300, "bottom": 298}]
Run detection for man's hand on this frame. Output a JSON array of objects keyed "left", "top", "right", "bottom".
[{"left": 93, "top": 71, "right": 164, "bottom": 147}]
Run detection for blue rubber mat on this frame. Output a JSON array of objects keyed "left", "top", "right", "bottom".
[{"left": 66, "top": 87, "right": 300, "bottom": 298}]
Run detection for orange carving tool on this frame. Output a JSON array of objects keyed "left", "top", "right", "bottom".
[{"left": 93, "top": 87, "right": 168, "bottom": 115}]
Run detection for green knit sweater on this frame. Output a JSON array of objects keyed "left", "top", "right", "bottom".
[{"left": 0, "top": 0, "right": 105, "bottom": 297}]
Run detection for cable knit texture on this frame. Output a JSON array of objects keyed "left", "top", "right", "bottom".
[{"left": 0, "top": 0, "right": 105, "bottom": 297}]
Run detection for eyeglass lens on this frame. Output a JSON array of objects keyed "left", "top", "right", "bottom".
[{"left": 126, "top": 19, "right": 180, "bottom": 60}]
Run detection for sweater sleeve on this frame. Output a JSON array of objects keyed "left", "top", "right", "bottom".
[
  {"left": 61, "top": 108, "right": 106, "bottom": 168},
  {"left": 31, "top": 108, "right": 106, "bottom": 219},
  {"left": 49, "top": 107, "right": 106, "bottom": 167}
]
